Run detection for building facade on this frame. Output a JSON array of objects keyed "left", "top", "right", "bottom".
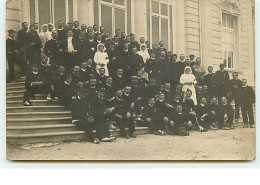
[{"left": 6, "top": 0, "right": 255, "bottom": 85}]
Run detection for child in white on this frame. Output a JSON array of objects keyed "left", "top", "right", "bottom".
[
  {"left": 180, "top": 66, "right": 198, "bottom": 105},
  {"left": 94, "top": 43, "right": 109, "bottom": 76}
]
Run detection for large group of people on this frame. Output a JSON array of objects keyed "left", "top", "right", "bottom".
[{"left": 6, "top": 21, "right": 255, "bottom": 144}]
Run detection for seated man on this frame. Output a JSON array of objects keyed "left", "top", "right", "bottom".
[
  {"left": 207, "top": 96, "right": 219, "bottom": 130},
  {"left": 113, "top": 68, "right": 126, "bottom": 90},
  {"left": 196, "top": 97, "right": 211, "bottom": 130},
  {"left": 104, "top": 76, "right": 115, "bottom": 100},
  {"left": 58, "top": 74, "right": 76, "bottom": 107},
  {"left": 53, "top": 65, "right": 66, "bottom": 99},
  {"left": 96, "top": 68, "right": 106, "bottom": 88},
  {"left": 155, "top": 92, "right": 173, "bottom": 118},
  {"left": 218, "top": 96, "right": 234, "bottom": 130},
  {"left": 23, "top": 64, "right": 45, "bottom": 106},
  {"left": 107, "top": 89, "right": 135, "bottom": 139},
  {"left": 170, "top": 104, "right": 192, "bottom": 136},
  {"left": 39, "top": 56, "right": 55, "bottom": 101},
  {"left": 182, "top": 90, "right": 207, "bottom": 132},
  {"left": 89, "top": 88, "right": 117, "bottom": 142},
  {"left": 71, "top": 89, "right": 100, "bottom": 144},
  {"left": 142, "top": 96, "right": 168, "bottom": 135}
]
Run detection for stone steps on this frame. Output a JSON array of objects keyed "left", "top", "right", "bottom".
[
  {"left": 7, "top": 100, "right": 59, "bottom": 107},
  {"left": 6, "top": 85, "right": 25, "bottom": 91},
  {"left": 6, "top": 106, "right": 68, "bottom": 113},
  {"left": 6, "top": 94, "right": 47, "bottom": 101},
  {"left": 6, "top": 81, "right": 25, "bottom": 87},
  {"left": 7, "top": 117, "right": 72, "bottom": 126},
  {"left": 6, "top": 124, "right": 79, "bottom": 135},
  {"left": 6, "top": 90, "right": 25, "bottom": 96},
  {"left": 6, "top": 111, "right": 71, "bottom": 119},
  {"left": 6, "top": 127, "right": 151, "bottom": 145}
]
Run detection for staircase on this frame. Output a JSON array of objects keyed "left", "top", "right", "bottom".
[{"left": 6, "top": 77, "right": 150, "bottom": 145}]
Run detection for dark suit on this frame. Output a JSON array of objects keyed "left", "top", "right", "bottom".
[
  {"left": 60, "top": 37, "right": 79, "bottom": 71},
  {"left": 17, "top": 29, "right": 30, "bottom": 75},
  {"left": 240, "top": 86, "right": 255, "bottom": 125},
  {"left": 27, "top": 31, "right": 42, "bottom": 66},
  {"left": 215, "top": 70, "right": 230, "bottom": 101},
  {"left": 6, "top": 38, "right": 18, "bottom": 81},
  {"left": 44, "top": 39, "right": 63, "bottom": 68}
]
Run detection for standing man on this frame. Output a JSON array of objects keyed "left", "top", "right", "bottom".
[
  {"left": 72, "top": 21, "right": 80, "bottom": 39},
  {"left": 61, "top": 30, "right": 78, "bottom": 71},
  {"left": 17, "top": 22, "right": 30, "bottom": 76},
  {"left": 215, "top": 64, "right": 230, "bottom": 103},
  {"left": 240, "top": 79, "right": 255, "bottom": 128},
  {"left": 228, "top": 72, "right": 242, "bottom": 122},
  {"left": 44, "top": 30, "right": 63, "bottom": 68},
  {"left": 203, "top": 66, "right": 216, "bottom": 99},
  {"left": 57, "top": 21, "right": 67, "bottom": 41},
  {"left": 6, "top": 30, "right": 19, "bottom": 82},
  {"left": 27, "top": 25, "right": 42, "bottom": 67}
]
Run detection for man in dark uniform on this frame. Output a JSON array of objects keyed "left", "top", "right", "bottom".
[
  {"left": 113, "top": 68, "right": 126, "bottom": 90},
  {"left": 85, "top": 32, "right": 96, "bottom": 60},
  {"left": 228, "top": 72, "right": 242, "bottom": 122},
  {"left": 58, "top": 74, "right": 76, "bottom": 107},
  {"left": 6, "top": 30, "right": 19, "bottom": 82},
  {"left": 102, "top": 31, "right": 111, "bottom": 49},
  {"left": 57, "top": 21, "right": 67, "bottom": 41},
  {"left": 72, "top": 21, "right": 80, "bottom": 39},
  {"left": 44, "top": 30, "right": 63, "bottom": 68},
  {"left": 104, "top": 76, "right": 115, "bottom": 100},
  {"left": 107, "top": 89, "right": 135, "bottom": 139},
  {"left": 128, "top": 47, "right": 144, "bottom": 81},
  {"left": 157, "top": 41, "right": 167, "bottom": 54},
  {"left": 157, "top": 50, "right": 170, "bottom": 86},
  {"left": 107, "top": 41, "right": 120, "bottom": 77},
  {"left": 174, "top": 54, "right": 186, "bottom": 84},
  {"left": 145, "top": 52, "right": 159, "bottom": 81},
  {"left": 96, "top": 68, "right": 106, "bottom": 88},
  {"left": 17, "top": 22, "right": 29, "bottom": 76},
  {"left": 203, "top": 66, "right": 216, "bottom": 99},
  {"left": 215, "top": 64, "right": 230, "bottom": 103},
  {"left": 23, "top": 64, "right": 45, "bottom": 106},
  {"left": 77, "top": 31, "right": 87, "bottom": 63},
  {"left": 142, "top": 97, "right": 168, "bottom": 135},
  {"left": 89, "top": 88, "right": 117, "bottom": 142},
  {"left": 60, "top": 30, "right": 79, "bottom": 71},
  {"left": 129, "top": 33, "right": 140, "bottom": 51},
  {"left": 27, "top": 25, "right": 42, "bottom": 67},
  {"left": 71, "top": 89, "right": 100, "bottom": 144},
  {"left": 218, "top": 96, "right": 234, "bottom": 130},
  {"left": 240, "top": 79, "right": 255, "bottom": 128}
]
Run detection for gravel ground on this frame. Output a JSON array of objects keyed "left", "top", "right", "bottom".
[{"left": 6, "top": 126, "right": 255, "bottom": 161}]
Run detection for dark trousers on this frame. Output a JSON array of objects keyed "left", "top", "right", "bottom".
[
  {"left": 19, "top": 48, "right": 28, "bottom": 76},
  {"left": 198, "top": 115, "right": 211, "bottom": 130},
  {"left": 64, "top": 53, "right": 78, "bottom": 72},
  {"left": 113, "top": 115, "right": 135, "bottom": 136},
  {"left": 241, "top": 104, "right": 254, "bottom": 125},
  {"left": 218, "top": 111, "right": 234, "bottom": 128},
  {"left": 23, "top": 85, "right": 45, "bottom": 103},
  {"left": 7, "top": 60, "right": 15, "bottom": 82},
  {"left": 94, "top": 118, "right": 112, "bottom": 140},
  {"left": 228, "top": 95, "right": 240, "bottom": 119},
  {"left": 74, "top": 120, "right": 96, "bottom": 142},
  {"left": 145, "top": 118, "right": 166, "bottom": 132}
]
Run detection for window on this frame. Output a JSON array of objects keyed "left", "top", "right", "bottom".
[
  {"left": 29, "top": 0, "right": 74, "bottom": 28},
  {"left": 99, "top": 0, "right": 127, "bottom": 36},
  {"left": 149, "top": 0, "right": 172, "bottom": 50},
  {"left": 222, "top": 13, "right": 236, "bottom": 69}
]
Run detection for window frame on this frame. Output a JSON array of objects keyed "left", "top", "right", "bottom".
[
  {"left": 98, "top": 0, "right": 128, "bottom": 36},
  {"left": 29, "top": 0, "right": 75, "bottom": 27},
  {"left": 221, "top": 13, "right": 236, "bottom": 69},
  {"left": 149, "top": 0, "right": 171, "bottom": 50}
]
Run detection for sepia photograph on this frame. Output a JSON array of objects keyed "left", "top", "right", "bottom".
[{"left": 5, "top": 0, "right": 255, "bottom": 160}]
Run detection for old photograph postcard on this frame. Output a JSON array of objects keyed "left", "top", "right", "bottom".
[{"left": 6, "top": 0, "right": 255, "bottom": 160}]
